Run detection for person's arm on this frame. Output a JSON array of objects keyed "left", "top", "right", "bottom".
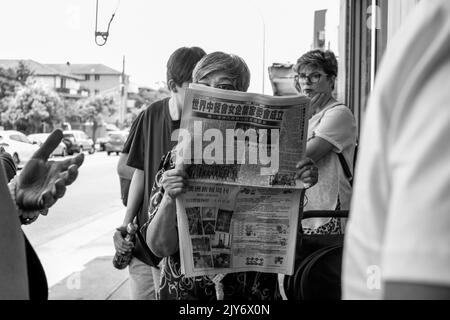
[
  {"left": 384, "top": 282, "right": 450, "bottom": 300},
  {"left": 295, "top": 157, "right": 319, "bottom": 189},
  {"left": 113, "top": 168, "right": 144, "bottom": 255},
  {"left": 117, "top": 153, "right": 135, "bottom": 207},
  {"left": 146, "top": 167, "right": 187, "bottom": 257},
  {"left": 122, "top": 168, "right": 144, "bottom": 226},
  {"left": 117, "top": 153, "right": 135, "bottom": 180},
  {"left": 306, "top": 104, "right": 356, "bottom": 164},
  {"left": 305, "top": 137, "right": 334, "bottom": 163},
  {"left": 146, "top": 194, "right": 179, "bottom": 257}
]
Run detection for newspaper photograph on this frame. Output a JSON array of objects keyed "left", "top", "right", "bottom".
[
  {"left": 175, "top": 85, "right": 309, "bottom": 277},
  {"left": 177, "top": 183, "right": 302, "bottom": 277}
]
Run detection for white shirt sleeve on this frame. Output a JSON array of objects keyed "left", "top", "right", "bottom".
[
  {"left": 314, "top": 105, "right": 356, "bottom": 153},
  {"left": 382, "top": 59, "right": 450, "bottom": 286},
  {"left": 343, "top": 0, "right": 450, "bottom": 299}
]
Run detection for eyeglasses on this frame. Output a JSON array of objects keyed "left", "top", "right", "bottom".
[
  {"left": 214, "top": 83, "right": 236, "bottom": 91},
  {"left": 295, "top": 72, "right": 326, "bottom": 84},
  {"left": 197, "top": 81, "right": 237, "bottom": 91}
]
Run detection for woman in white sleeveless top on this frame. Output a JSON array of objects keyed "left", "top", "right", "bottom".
[{"left": 293, "top": 50, "right": 357, "bottom": 235}]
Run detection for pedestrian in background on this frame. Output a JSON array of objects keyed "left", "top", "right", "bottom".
[
  {"left": 114, "top": 46, "right": 206, "bottom": 300},
  {"left": 293, "top": 50, "right": 357, "bottom": 235}
]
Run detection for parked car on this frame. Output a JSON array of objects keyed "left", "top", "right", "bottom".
[
  {"left": 63, "top": 130, "right": 95, "bottom": 154},
  {"left": 97, "top": 124, "right": 126, "bottom": 151},
  {"left": 96, "top": 132, "right": 113, "bottom": 152},
  {"left": 28, "top": 133, "right": 68, "bottom": 157},
  {"left": 0, "top": 130, "right": 39, "bottom": 167},
  {"left": 105, "top": 131, "right": 128, "bottom": 156}
]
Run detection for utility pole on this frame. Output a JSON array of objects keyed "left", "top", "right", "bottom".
[
  {"left": 255, "top": 7, "right": 266, "bottom": 94},
  {"left": 120, "top": 55, "right": 126, "bottom": 128}
]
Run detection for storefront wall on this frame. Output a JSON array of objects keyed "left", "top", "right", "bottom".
[{"left": 339, "top": 0, "right": 422, "bottom": 136}]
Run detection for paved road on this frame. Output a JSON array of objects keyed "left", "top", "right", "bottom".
[{"left": 23, "top": 151, "right": 125, "bottom": 247}]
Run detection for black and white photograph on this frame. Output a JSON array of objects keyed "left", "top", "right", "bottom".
[
  {"left": 212, "top": 253, "right": 231, "bottom": 268},
  {"left": 215, "top": 209, "right": 233, "bottom": 233},
  {"left": 186, "top": 207, "right": 203, "bottom": 236},
  {"left": 202, "top": 220, "right": 216, "bottom": 235},
  {"left": 193, "top": 252, "right": 213, "bottom": 269},
  {"left": 191, "top": 236, "right": 211, "bottom": 252},
  {"left": 1, "top": 0, "right": 449, "bottom": 304},
  {"left": 201, "top": 207, "right": 216, "bottom": 220},
  {"left": 211, "top": 233, "right": 231, "bottom": 250}
]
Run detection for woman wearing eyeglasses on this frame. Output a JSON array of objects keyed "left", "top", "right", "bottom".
[
  {"left": 294, "top": 50, "right": 357, "bottom": 235},
  {"left": 143, "top": 51, "right": 319, "bottom": 300}
]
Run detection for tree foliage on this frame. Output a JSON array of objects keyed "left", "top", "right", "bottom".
[
  {"left": 124, "top": 86, "right": 170, "bottom": 127},
  {"left": 0, "top": 61, "right": 33, "bottom": 98},
  {"left": 2, "top": 83, "right": 64, "bottom": 134},
  {"left": 133, "top": 86, "right": 170, "bottom": 110},
  {"left": 0, "top": 61, "right": 33, "bottom": 128},
  {"left": 0, "top": 61, "right": 35, "bottom": 129},
  {"left": 76, "top": 95, "right": 116, "bottom": 142}
]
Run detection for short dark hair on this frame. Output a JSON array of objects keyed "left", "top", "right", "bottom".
[
  {"left": 294, "top": 50, "right": 338, "bottom": 78},
  {"left": 192, "top": 52, "right": 251, "bottom": 92},
  {"left": 166, "top": 47, "right": 206, "bottom": 87}
]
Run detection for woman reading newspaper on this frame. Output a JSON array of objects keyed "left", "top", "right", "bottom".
[{"left": 143, "top": 51, "right": 318, "bottom": 300}]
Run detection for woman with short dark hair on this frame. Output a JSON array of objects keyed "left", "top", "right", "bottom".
[{"left": 293, "top": 49, "right": 357, "bottom": 235}]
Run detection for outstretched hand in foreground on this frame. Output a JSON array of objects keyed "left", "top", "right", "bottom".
[{"left": 14, "top": 129, "right": 84, "bottom": 222}]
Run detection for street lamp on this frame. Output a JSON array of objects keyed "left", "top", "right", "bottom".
[{"left": 255, "top": 7, "right": 266, "bottom": 94}]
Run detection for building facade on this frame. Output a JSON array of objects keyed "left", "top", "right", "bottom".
[{"left": 0, "top": 59, "right": 83, "bottom": 99}]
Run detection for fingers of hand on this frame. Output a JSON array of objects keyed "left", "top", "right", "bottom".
[
  {"left": 310, "top": 93, "right": 321, "bottom": 104},
  {"left": 65, "top": 165, "right": 79, "bottom": 185},
  {"left": 295, "top": 164, "right": 318, "bottom": 181},
  {"left": 162, "top": 176, "right": 186, "bottom": 187},
  {"left": 119, "top": 239, "right": 134, "bottom": 253},
  {"left": 296, "top": 157, "right": 314, "bottom": 169},
  {"left": 39, "top": 190, "right": 56, "bottom": 209},
  {"left": 167, "top": 187, "right": 186, "bottom": 199},
  {"left": 310, "top": 93, "right": 329, "bottom": 108},
  {"left": 164, "top": 168, "right": 188, "bottom": 179},
  {"left": 74, "top": 152, "right": 85, "bottom": 167},
  {"left": 162, "top": 171, "right": 188, "bottom": 192},
  {"left": 318, "top": 93, "right": 331, "bottom": 106},
  {"left": 54, "top": 178, "right": 67, "bottom": 199},
  {"left": 20, "top": 210, "right": 40, "bottom": 224},
  {"left": 113, "top": 231, "right": 133, "bottom": 254},
  {"left": 120, "top": 241, "right": 134, "bottom": 253},
  {"left": 60, "top": 153, "right": 84, "bottom": 171},
  {"left": 32, "top": 129, "right": 63, "bottom": 160},
  {"left": 301, "top": 176, "right": 317, "bottom": 186}
]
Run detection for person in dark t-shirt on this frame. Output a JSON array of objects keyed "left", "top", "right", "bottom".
[
  {"left": 117, "top": 110, "right": 145, "bottom": 207},
  {"left": 113, "top": 46, "right": 206, "bottom": 300}
]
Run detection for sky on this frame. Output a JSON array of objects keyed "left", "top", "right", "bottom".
[{"left": 0, "top": 0, "right": 340, "bottom": 93}]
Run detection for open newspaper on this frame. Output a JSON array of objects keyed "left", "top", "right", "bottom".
[{"left": 175, "top": 84, "right": 310, "bottom": 277}]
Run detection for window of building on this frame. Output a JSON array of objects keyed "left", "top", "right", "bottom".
[
  {"left": 340, "top": 0, "right": 388, "bottom": 136},
  {"left": 95, "top": 74, "right": 100, "bottom": 81},
  {"left": 85, "top": 74, "right": 90, "bottom": 81},
  {"left": 60, "top": 77, "right": 66, "bottom": 89}
]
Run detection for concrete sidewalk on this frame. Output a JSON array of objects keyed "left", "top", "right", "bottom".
[
  {"left": 33, "top": 208, "right": 154, "bottom": 300},
  {"left": 48, "top": 231, "right": 133, "bottom": 300}
]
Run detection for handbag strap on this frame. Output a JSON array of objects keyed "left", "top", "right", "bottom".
[{"left": 337, "top": 153, "right": 353, "bottom": 186}]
